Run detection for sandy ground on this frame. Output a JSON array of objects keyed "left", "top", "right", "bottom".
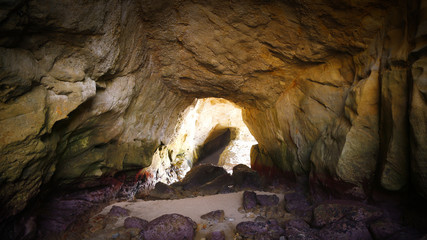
[{"left": 100, "top": 191, "right": 284, "bottom": 239}]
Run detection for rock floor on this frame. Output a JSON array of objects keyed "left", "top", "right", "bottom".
[{"left": 44, "top": 164, "right": 427, "bottom": 240}]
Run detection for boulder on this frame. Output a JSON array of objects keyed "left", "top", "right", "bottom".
[
  {"left": 232, "top": 164, "right": 262, "bottom": 190},
  {"left": 236, "top": 220, "right": 285, "bottom": 239},
  {"left": 123, "top": 217, "right": 148, "bottom": 230},
  {"left": 178, "top": 164, "right": 228, "bottom": 191},
  {"left": 108, "top": 206, "right": 130, "bottom": 218},
  {"left": 206, "top": 231, "right": 226, "bottom": 240},
  {"left": 319, "top": 218, "right": 372, "bottom": 240},
  {"left": 256, "top": 194, "right": 279, "bottom": 207},
  {"left": 142, "top": 214, "right": 197, "bottom": 240},
  {"left": 200, "top": 210, "right": 224, "bottom": 223},
  {"left": 243, "top": 191, "right": 257, "bottom": 210}
]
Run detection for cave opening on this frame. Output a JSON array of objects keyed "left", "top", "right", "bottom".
[{"left": 143, "top": 97, "right": 258, "bottom": 189}]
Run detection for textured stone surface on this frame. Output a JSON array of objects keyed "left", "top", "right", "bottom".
[
  {"left": 200, "top": 210, "right": 225, "bottom": 223},
  {"left": 243, "top": 191, "right": 257, "bottom": 211},
  {"left": 142, "top": 214, "right": 197, "bottom": 240},
  {"left": 123, "top": 217, "right": 148, "bottom": 230},
  {"left": 0, "top": 0, "right": 426, "bottom": 229}
]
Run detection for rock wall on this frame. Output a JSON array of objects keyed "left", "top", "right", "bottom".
[{"left": 0, "top": 0, "right": 426, "bottom": 225}]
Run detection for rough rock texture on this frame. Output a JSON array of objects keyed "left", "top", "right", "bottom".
[
  {"left": 0, "top": 0, "right": 426, "bottom": 231},
  {"left": 142, "top": 214, "right": 197, "bottom": 240}
]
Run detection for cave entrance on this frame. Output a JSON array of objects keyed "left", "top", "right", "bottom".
[{"left": 147, "top": 98, "right": 258, "bottom": 185}]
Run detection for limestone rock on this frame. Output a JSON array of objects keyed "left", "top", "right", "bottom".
[{"left": 410, "top": 56, "right": 427, "bottom": 199}]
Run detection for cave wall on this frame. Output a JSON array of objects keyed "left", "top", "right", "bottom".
[{"left": 0, "top": 0, "right": 426, "bottom": 223}]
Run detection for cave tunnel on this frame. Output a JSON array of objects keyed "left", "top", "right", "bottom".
[{"left": 1, "top": 0, "right": 427, "bottom": 239}]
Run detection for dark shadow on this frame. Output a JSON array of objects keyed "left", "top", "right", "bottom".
[{"left": 196, "top": 128, "right": 233, "bottom": 166}]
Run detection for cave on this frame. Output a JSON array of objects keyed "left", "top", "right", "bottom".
[{"left": 1, "top": 0, "right": 427, "bottom": 239}]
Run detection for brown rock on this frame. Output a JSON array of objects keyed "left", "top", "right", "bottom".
[{"left": 201, "top": 210, "right": 225, "bottom": 223}]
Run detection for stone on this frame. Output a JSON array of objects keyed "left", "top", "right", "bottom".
[
  {"left": 284, "top": 191, "right": 313, "bottom": 221},
  {"left": 148, "top": 182, "right": 177, "bottom": 200},
  {"left": 235, "top": 221, "right": 268, "bottom": 239},
  {"left": 312, "top": 201, "right": 382, "bottom": 227},
  {"left": 200, "top": 210, "right": 224, "bottom": 223},
  {"left": 235, "top": 220, "right": 285, "bottom": 239},
  {"left": 284, "top": 218, "right": 320, "bottom": 240},
  {"left": 232, "top": 164, "right": 262, "bottom": 190},
  {"left": 179, "top": 164, "right": 228, "bottom": 191},
  {"left": 243, "top": 191, "right": 257, "bottom": 211},
  {"left": 197, "top": 172, "right": 234, "bottom": 196},
  {"left": 0, "top": 0, "right": 426, "bottom": 233},
  {"left": 108, "top": 206, "right": 130, "bottom": 218},
  {"left": 319, "top": 218, "right": 372, "bottom": 240},
  {"left": 142, "top": 214, "right": 197, "bottom": 240},
  {"left": 206, "top": 231, "right": 225, "bottom": 240},
  {"left": 123, "top": 217, "right": 148, "bottom": 230},
  {"left": 410, "top": 56, "right": 427, "bottom": 199},
  {"left": 256, "top": 194, "right": 279, "bottom": 207}
]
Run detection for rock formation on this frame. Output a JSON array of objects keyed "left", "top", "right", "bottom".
[{"left": 0, "top": 0, "right": 426, "bottom": 235}]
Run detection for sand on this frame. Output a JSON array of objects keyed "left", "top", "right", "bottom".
[{"left": 100, "top": 191, "right": 284, "bottom": 239}]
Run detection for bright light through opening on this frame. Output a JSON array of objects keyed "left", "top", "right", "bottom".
[{"left": 145, "top": 98, "right": 258, "bottom": 187}]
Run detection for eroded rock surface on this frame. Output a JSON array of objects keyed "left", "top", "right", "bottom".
[{"left": 0, "top": 0, "right": 426, "bottom": 236}]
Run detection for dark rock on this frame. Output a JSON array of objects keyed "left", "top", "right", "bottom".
[
  {"left": 232, "top": 164, "right": 262, "bottom": 190},
  {"left": 319, "top": 218, "right": 372, "bottom": 240},
  {"left": 284, "top": 191, "right": 313, "bottom": 221},
  {"left": 148, "top": 182, "right": 177, "bottom": 199},
  {"left": 206, "top": 230, "right": 226, "bottom": 240},
  {"left": 243, "top": 191, "right": 257, "bottom": 210},
  {"left": 197, "top": 173, "right": 234, "bottom": 195},
  {"left": 236, "top": 221, "right": 268, "bottom": 238},
  {"left": 369, "top": 219, "right": 402, "bottom": 239},
  {"left": 179, "top": 164, "right": 228, "bottom": 191},
  {"left": 285, "top": 219, "right": 320, "bottom": 240},
  {"left": 38, "top": 185, "right": 120, "bottom": 233},
  {"left": 386, "top": 227, "right": 423, "bottom": 240},
  {"left": 236, "top": 220, "right": 285, "bottom": 239},
  {"left": 257, "top": 194, "right": 279, "bottom": 207},
  {"left": 124, "top": 217, "right": 148, "bottom": 230},
  {"left": 108, "top": 206, "right": 130, "bottom": 217},
  {"left": 255, "top": 216, "right": 267, "bottom": 222},
  {"left": 142, "top": 214, "right": 197, "bottom": 240},
  {"left": 266, "top": 219, "right": 286, "bottom": 239},
  {"left": 201, "top": 210, "right": 225, "bottom": 223},
  {"left": 313, "top": 200, "right": 382, "bottom": 227}
]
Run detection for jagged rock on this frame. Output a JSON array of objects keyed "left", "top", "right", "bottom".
[
  {"left": 123, "top": 217, "right": 148, "bottom": 230},
  {"left": 177, "top": 164, "right": 228, "bottom": 191},
  {"left": 232, "top": 164, "right": 262, "bottom": 190},
  {"left": 142, "top": 214, "right": 197, "bottom": 240},
  {"left": 200, "top": 210, "right": 224, "bottom": 223},
  {"left": 243, "top": 191, "right": 257, "bottom": 210},
  {"left": 0, "top": 0, "right": 426, "bottom": 232},
  {"left": 256, "top": 194, "right": 279, "bottom": 207},
  {"left": 108, "top": 206, "right": 130, "bottom": 218},
  {"left": 197, "top": 172, "right": 234, "bottom": 195},
  {"left": 369, "top": 219, "right": 402, "bottom": 240},
  {"left": 206, "top": 231, "right": 225, "bottom": 240}
]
